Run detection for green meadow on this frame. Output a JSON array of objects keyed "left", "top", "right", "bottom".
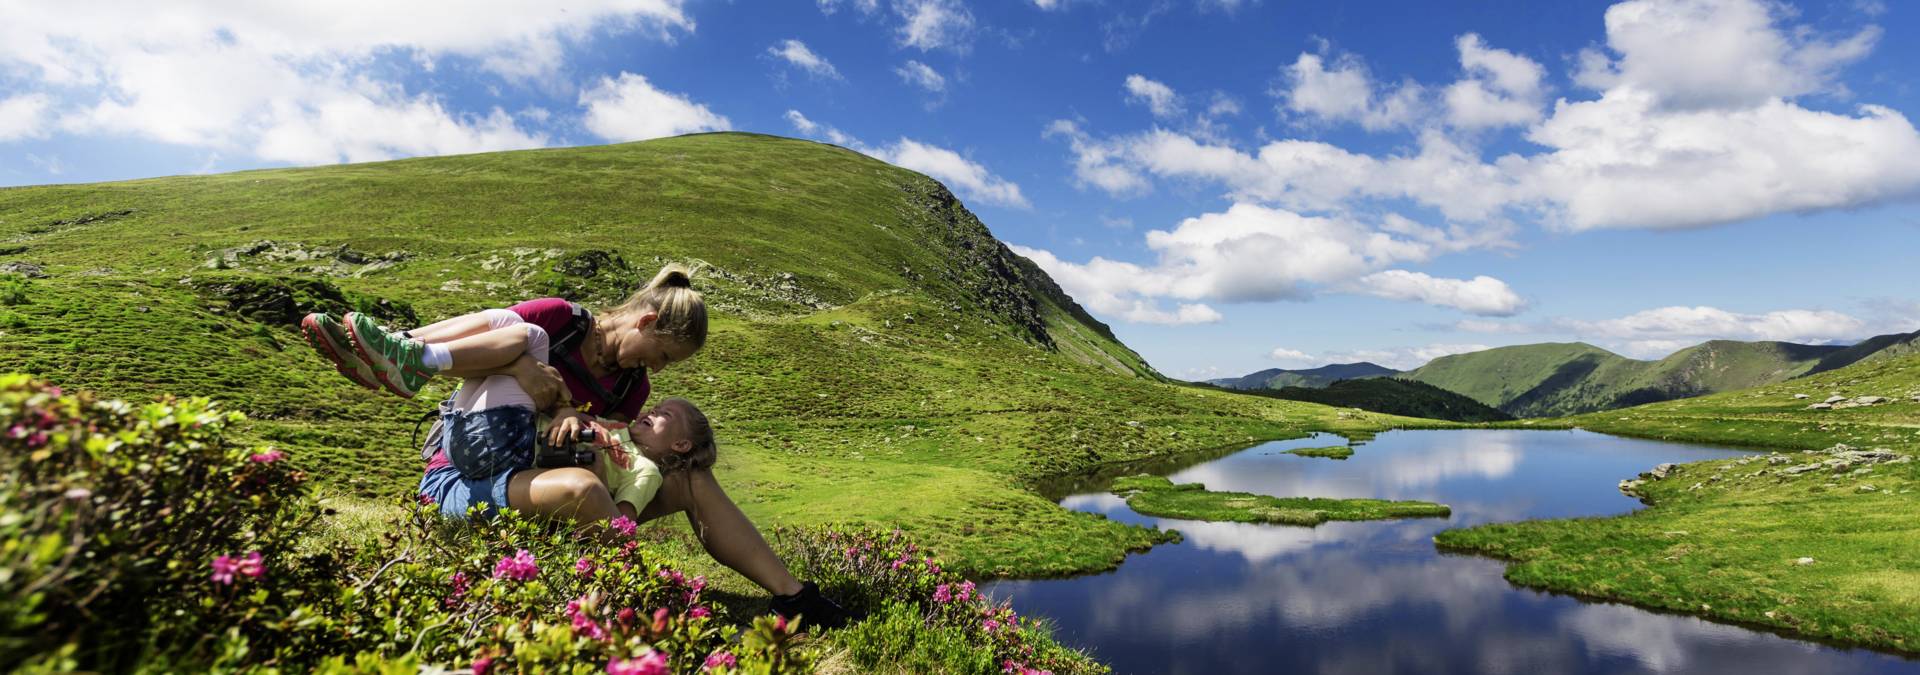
[{"left": 0, "top": 132, "right": 1404, "bottom": 580}]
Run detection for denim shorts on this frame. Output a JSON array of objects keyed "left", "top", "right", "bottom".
[
  {"left": 438, "top": 396, "right": 538, "bottom": 481},
  {"left": 419, "top": 464, "right": 515, "bottom": 520}
]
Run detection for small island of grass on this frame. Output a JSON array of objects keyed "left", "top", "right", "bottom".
[
  {"left": 1110, "top": 474, "right": 1450, "bottom": 525},
  {"left": 1285, "top": 445, "right": 1355, "bottom": 460}
]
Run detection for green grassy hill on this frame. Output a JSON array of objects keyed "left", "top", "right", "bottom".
[
  {"left": 1438, "top": 349, "right": 1920, "bottom": 653},
  {"left": 1253, "top": 377, "right": 1513, "bottom": 423},
  {"left": 0, "top": 132, "right": 1399, "bottom": 577},
  {"left": 1400, "top": 338, "right": 1915, "bottom": 418}
]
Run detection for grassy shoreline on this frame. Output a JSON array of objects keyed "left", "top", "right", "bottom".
[
  {"left": 1436, "top": 352, "right": 1920, "bottom": 655},
  {"left": 1110, "top": 474, "right": 1450, "bottom": 526}
]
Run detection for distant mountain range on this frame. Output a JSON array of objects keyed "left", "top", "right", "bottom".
[
  {"left": 1207, "top": 362, "right": 1399, "bottom": 390},
  {"left": 1205, "top": 329, "right": 1920, "bottom": 419},
  {"left": 1400, "top": 329, "right": 1920, "bottom": 418}
]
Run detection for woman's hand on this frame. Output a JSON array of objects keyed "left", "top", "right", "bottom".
[
  {"left": 507, "top": 355, "right": 568, "bottom": 411},
  {"left": 546, "top": 408, "right": 590, "bottom": 447}
]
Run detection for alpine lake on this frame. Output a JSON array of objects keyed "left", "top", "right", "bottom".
[{"left": 988, "top": 429, "right": 1920, "bottom": 674}]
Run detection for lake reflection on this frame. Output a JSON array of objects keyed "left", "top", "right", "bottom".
[{"left": 989, "top": 430, "right": 1920, "bottom": 674}]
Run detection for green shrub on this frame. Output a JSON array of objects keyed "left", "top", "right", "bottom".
[
  {"left": 0, "top": 374, "right": 322, "bottom": 670},
  {"left": 0, "top": 275, "right": 27, "bottom": 306},
  {"left": 777, "top": 528, "right": 1103, "bottom": 675}
]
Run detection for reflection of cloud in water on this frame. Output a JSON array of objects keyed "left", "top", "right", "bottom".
[
  {"left": 1559, "top": 603, "right": 1857, "bottom": 673},
  {"left": 1059, "top": 492, "right": 1128, "bottom": 514},
  {"left": 1170, "top": 519, "right": 1354, "bottom": 563},
  {"left": 1373, "top": 437, "right": 1521, "bottom": 489}
]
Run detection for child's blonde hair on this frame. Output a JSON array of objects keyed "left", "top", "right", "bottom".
[
  {"left": 658, "top": 397, "right": 717, "bottom": 475},
  {"left": 613, "top": 264, "right": 707, "bottom": 349}
]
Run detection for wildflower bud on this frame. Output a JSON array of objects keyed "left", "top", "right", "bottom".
[{"left": 651, "top": 607, "right": 670, "bottom": 634}]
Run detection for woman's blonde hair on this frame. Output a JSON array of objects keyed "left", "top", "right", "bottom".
[
  {"left": 613, "top": 264, "right": 708, "bottom": 350},
  {"left": 657, "top": 397, "right": 717, "bottom": 475}
]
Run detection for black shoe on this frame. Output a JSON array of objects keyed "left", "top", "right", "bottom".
[{"left": 769, "top": 581, "right": 857, "bottom": 631}]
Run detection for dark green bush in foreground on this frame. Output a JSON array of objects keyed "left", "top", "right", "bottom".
[{"left": 0, "top": 375, "right": 1101, "bottom": 673}]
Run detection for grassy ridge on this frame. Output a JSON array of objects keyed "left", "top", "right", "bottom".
[
  {"left": 1436, "top": 350, "right": 1920, "bottom": 653},
  {"left": 0, "top": 132, "right": 1400, "bottom": 578}
]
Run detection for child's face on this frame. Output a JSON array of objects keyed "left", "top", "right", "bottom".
[
  {"left": 630, "top": 400, "right": 695, "bottom": 460},
  {"left": 610, "top": 313, "right": 698, "bottom": 374}
]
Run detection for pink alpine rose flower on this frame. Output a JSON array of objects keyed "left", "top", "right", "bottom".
[
  {"left": 210, "top": 555, "right": 239, "bottom": 585},
  {"left": 492, "top": 549, "right": 538, "bottom": 581},
  {"left": 703, "top": 651, "right": 737, "bottom": 671},
  {"left": 606, "top": 650, "right": 669, "bottom": 675},
  {"left": 609, "top": 515, "right": 637, "bottom": 538}
]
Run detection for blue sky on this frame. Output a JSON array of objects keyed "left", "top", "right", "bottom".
[{"left": 4, "top": 0, "right": 1918, "bottom": 379}]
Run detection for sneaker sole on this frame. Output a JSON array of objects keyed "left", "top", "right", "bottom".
[
  {"left": 344, "top": 313, "right": 417, "bottom": 399},
  {"left": 301, "top": 315, "right": 381, "bottom": 391}
]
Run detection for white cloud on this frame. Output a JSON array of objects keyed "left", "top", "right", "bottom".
[
  {"left": 768, "top": 39, "right": 842, "bottom": 80},
  {"left": 1278, "top": 52, "right": 1423, "bottom": 131},
  {"left": 1124, "top": 75, "right": 1183, "bottom": 118},
  {"left": 1, "top": 1, "right": 692, "bottom": 163},
  {"left": 1443, "top": 34, "right": 1546, "bottom": 129},
  {"left": 579, "top": 73, "right": 730, "bottom": 142},
  {"left": 817, "top": 0, "right": 880, "bottom": 15},
  {"left": 1355, "top": 270, "right": 1526, "bottom": 317},
  {"left": 1566, "top": 306, "right": 1866, "bottom": 344},
  {"left": 0, "top": 94, "right": 52, "bottom": 141},
  {"left": 1009, "top": 245, "right": 1222, "bottom": 324},
  {"left": 895, "top": 60, "right": 947, "bottom": 93},
  {"left": 1267, "top": 347, "right": 1313, "bottom": 362},
  {"left": 1575, "top": 0, "right": 1879, "bottom": 110},
  {"left": 1030, "top": 0, "right": 1067, "bottom": 9},
  {"left": 895, "top": 0, "right": 975, "bottom": 52},
  {"left": 1062, "top": 0, "right": 1920, "bottom": 232},
  {"left": 1045, "top": 119, "right": 1151, "bottom": 196},
  {"left": 1008, "top": 202, "right": 1520, "bottom": 322},
  {"left": 877, "top": 138, "right": 1028, "bottom": 208},
  {"left": 783, "top": 109, "right": 857, "bottom": 146}
]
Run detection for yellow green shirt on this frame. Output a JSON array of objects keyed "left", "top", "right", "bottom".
[{"left": 591, "top": 425, "right": 663, "bottom": 512}]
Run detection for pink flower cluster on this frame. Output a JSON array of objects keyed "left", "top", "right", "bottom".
[
  {"left": 609, "top": 515, "right": 637, "bottom": 538},
  {"left": 209, "top": 550, "right": 265, "bottom": 585},
  {"left": 702, "top": 650, "right": 736, "bottom": 671},
  {"left": 575, "top": 556, "right": 596, "bottom": 577},
  {"left": 445, "top": 571, "right": 471, "bottom": 608},
  {"left": 249, "top": 449, "right": 285, "bottom": 463},
  {"left": 605, "top": 650, "right": 668, "bottom": 675},
  {"left": 1002, "top": 659, "right": 1053, "bottom": 675},
  {"left": 933, "top": 579, "right": 976, "bottom": 604},
  {"left": 566, "top": 594, "right": 609, "bottom": 641},
  {"left": 492, "top": 549, "right": 538, "bottom": 581}
]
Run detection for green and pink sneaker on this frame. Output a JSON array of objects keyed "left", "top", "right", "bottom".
[
  {"left": 300, "top": 313, "right": 380, "bottom": 391},
  {"left": 345, "top": 312, "right": 435, "bottom": 398}
]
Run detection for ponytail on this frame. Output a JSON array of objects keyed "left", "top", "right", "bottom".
[{"left": 612, "top": 264, "right": 708, "bottom": 349}]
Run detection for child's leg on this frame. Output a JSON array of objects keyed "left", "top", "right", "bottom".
[
  {"left": 436, "top": 322, "right": 552, "bottom": 377},
  {"left": 403, "top": 310, "right": 508, "bottom": 344},
  {"left": 351, "top": 313, "right": 547, "bottom": 398}
]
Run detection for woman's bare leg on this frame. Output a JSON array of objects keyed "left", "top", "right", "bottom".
[
  {"left": 655, "top": 470, "right": 804, "bottom": 596},
  {"left": 508, "top": 467, "right": 622, "bottom": 527}
]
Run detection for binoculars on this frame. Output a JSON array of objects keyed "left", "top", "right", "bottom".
[{"left": 534, "top": 425, "right": 598, "bottom": 468}]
